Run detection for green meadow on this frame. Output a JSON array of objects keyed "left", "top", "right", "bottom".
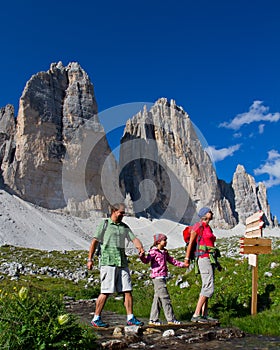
[{"left": 0, "top": 236, "right": 279, "bottom": 348}]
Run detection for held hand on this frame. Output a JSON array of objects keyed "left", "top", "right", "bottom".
[
  {"left": 139, "top": 247, "right": 145, "bottom": 255},
  {"left": 184, "top": 257, "right": 190, "bottom": 268},
  {"left": 87, "top": 261, "right": 93, "bottom": 270}
]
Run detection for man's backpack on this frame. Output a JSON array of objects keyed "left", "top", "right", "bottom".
[
  {"left": 183, "top": 224, "right": 203, "bottom": 261},
  {"left": 95, "top": 219, "right": 108, "bottom": 257}
]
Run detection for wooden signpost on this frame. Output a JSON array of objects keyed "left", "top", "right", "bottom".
[{"left": 239, "top": 211, "right": 272, "bottom": 315}]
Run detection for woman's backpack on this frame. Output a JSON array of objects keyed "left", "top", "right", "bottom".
[{"left": 183, "top": 224, "right": 203, "bottom": 261}]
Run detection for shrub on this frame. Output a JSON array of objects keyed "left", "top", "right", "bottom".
[{"left": 0, "top": 285, "right": 96, "bottom": 349}]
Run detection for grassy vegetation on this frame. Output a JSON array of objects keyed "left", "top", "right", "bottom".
[
  {"left": 1, "top": 236, "right": 280, "bottom": 338},
  {"left": 0, "top": 285, "right": 97, "bottom": 349}
]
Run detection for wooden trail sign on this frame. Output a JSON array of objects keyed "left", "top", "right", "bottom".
[
  {"left": 245, "top": 211, "right": 265, "bottom": 238},
  {"left": 239, "top": 211, "right": 272, "bottom": 315},
  {"left": 239, "top": 237, "right": 272, "bottom": 255}
]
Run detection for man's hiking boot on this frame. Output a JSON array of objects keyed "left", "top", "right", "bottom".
[
  {"left": 127, "top": 316, "right": 144, "bottom": 326},
  {"left": 191, "top": 315, "right": 209, "bottom": 323},
  {"left": 91, "top": 317, "right": 109, "bottom": 328}
]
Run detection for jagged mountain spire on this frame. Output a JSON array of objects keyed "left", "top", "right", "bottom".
[{"left": 0, "top": 62, "right": 119, "bottom": 214}]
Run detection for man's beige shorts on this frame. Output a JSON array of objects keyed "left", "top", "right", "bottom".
[{"left": 100, "top": 266, "right": 132, "bottom": 294}]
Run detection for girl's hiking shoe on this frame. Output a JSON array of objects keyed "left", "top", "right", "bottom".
[
  {"left": 191, "top": 315, "right": 209, "bottom": 323},
  {"left": 168, "top": 319, "right": 181, "bottom": 325},
  {"left": 127, "top": 316, "right": 144, "bottom": 326},
  {"left": 91, "top": 318, "right": 109, "bottom": 328},
  {"left": 203, "top": 316, "right": 219, "bottom": 322},
  {"left": 149, "top": 320, "right": 162, "bottom": 326}
]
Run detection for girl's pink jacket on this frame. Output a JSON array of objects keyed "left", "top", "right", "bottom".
[{"left": 140, "top": 246, "right": 185, "bottom": 278}]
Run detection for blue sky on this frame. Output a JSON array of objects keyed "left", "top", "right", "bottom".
[{"left": 1, "top": 0, "right": 280, "bottom": 220}]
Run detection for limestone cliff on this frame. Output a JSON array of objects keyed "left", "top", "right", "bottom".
[
  {"left": 0, "top": 104, "right": 16, "bottom": 186},
  {"left": 119, "top": 98, "right": 237, "bottom": 228},
  {"left": 232, "top": 164, "right": 273, "bottom": 226},
  {"left": 0, "top": 62, "right": 119, "bottom": 215}
]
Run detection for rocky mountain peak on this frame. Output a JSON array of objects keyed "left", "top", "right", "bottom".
[
  {"left": 0, "top": 62, "right": 118, "bottom": 214},
  {"left": 119, "top": 99, "right": 235, "bottom": 227},
  {"left": 232, "top": 164, "right": 273, "bottom": 226},
  {"left": 119, "top": 99, "right": 274, "bottom": 228}
]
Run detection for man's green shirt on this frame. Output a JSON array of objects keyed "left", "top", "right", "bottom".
[{"left": 94, "top": 218, "right": 136, "bottom": 267}]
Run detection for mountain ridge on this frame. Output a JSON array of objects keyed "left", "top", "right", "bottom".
[{"left": 0, "top": 62, "right": 277, "bottom": 230}]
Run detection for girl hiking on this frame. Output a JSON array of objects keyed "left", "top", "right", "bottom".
[
  {"left": 140, "top": 233, "right": 187, "bottom": 325},
  {"left": 184, "top": 207, "right": 221, "bottom": 324}
]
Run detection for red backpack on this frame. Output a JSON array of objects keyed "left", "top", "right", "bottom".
[
  {"left": 183, "top": 224, "right": 203, "bottom": 261},
  {"left": 183, "top": 225, "right": 192, "bottom": 244}
]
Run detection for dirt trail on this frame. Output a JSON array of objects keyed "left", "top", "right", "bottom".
[{"left": 66, "top": 299, "right": 251, "bottom": 350}]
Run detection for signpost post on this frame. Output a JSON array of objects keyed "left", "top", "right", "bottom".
[{"left": 239, "top": 211, "right": 272, "bottom": 315}]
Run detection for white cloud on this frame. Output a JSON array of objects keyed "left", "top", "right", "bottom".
[
  {"left": 233, "top": 132, "right": 242, "bottom": 138},
  {"left": 205, "top": 144, "right": 241, "bottom": 162},
  {"left": 219, "top": 101, "right": 280, "bottom": 131},
  {"left": 258, "top": 124, "right": 265, "bottom": 134},
  {"left": 254, "top": 150, "right": 280, "bottom": 188},
  {"left": 267, "top": 149, "right": 280, "bottom": 160}
]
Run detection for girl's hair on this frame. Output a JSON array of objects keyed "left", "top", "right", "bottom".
[{"left": 150, "top": 233, "right": 168, "bottom": 249}]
